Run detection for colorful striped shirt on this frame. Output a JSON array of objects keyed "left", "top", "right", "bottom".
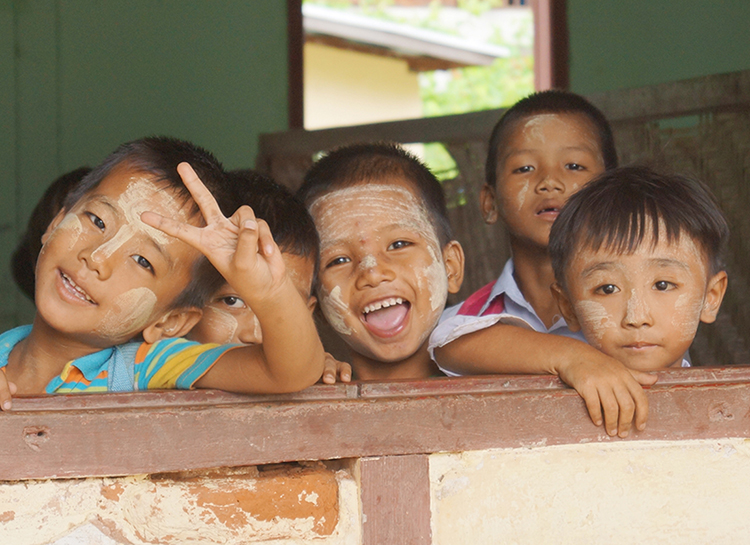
[{"left": 0, "top": 325, "right": 241, "bottom": 393}]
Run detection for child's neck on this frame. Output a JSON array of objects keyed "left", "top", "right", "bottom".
[
  {"left": 351, "top": 341, "right": 438, "bottom": 381},
  {"left": 510, "top": 240, "right": 560, "bottom": 329},
  {"left": 6, "top": 315, "right": 105, "bottom": 394}
]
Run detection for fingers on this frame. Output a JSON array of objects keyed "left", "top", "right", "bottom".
[
  {"left": 631, "top": 369, "right": 658, "bottom": 387},
  {"left": 0, "top": 376, "right": 16, "bottom": 411},
  {"left": 141, "top": 210, "right": 205, "bottom": 250},
  {"left": 630, "top": 382, "right": 650, "bottom": 432},
  {"left": 321, "top": 354, "right": 352, "bottom": 384},
  {"left": 176, "top": 163, "right": 224, "bottom": 224}
]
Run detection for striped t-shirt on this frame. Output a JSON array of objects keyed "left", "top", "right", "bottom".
[{"left": 0, "top": 325, "right": 240, "bottom": 393}]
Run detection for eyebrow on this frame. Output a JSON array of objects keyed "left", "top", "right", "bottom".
[
  {"left": 580, "top": 261, "right": 623, "bottom": 278},
  {"left": 502, "top": 145, "right": 597, "bottom": 162},
  {"left": 648, "top": 258, "right": 691, "bottom": 271}
]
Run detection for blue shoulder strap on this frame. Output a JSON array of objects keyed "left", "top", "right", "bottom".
[{"left": 108, "top": 343, "right": 140, "bottom": 392}]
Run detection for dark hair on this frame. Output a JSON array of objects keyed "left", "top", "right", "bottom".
[
  {"left": 12, "top": 167, "right": 92, "bottom": 300},
  {"left": 64, "top": 136, "right": 233, "bottom": 309},
  {"left": 296, "top": 142, "right": 453, "bottom": 246},
  {"left": 549, "top": 166, "right": 729, "bottom": 286},
  {"left": 486, "top": 90, "right": 618, "bottom": 187},
  {"left": 228, "top": 169, "right": 319, "bottom": 296}
]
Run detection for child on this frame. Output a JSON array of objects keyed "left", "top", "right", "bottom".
[
  {"left": 12, "top": 166, "right": 92, "bottom": 300},
  {"left": 296, "top": 143, "right": 465, "bottom": 381},
  {"left": 187, "top": 169, "right": 351, "bottom": 383},
  {"left": 0, "top": 137, "right": 324, "bottom": 409},
  {"left": 549, "top": 166, "right": 728, "bottom": 371},
  {"left": 430, "top": 90, "right": 656, "bottom": 438}
]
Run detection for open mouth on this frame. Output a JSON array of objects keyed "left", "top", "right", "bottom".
[
  {"left": 362, "top": 297, "right": 410, "bottom": 337},
  {"left": 535, "top": 205, "right": 560, "bottom": 217},
  {"left": 60, "top": 270, "right": 96, "bottom": 304}
]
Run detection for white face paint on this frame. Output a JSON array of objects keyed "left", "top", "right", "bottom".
[
  {"left": 198, "top": 307, "right": 239, "bottom": 345},
  {"left": 562, "top": 228, "right": 718, "bottom": 371},
  {"left": 310, "top": 181, "right": 450, "bottom": 368},
  {"left": 91, "top": 180, "right": 181, "bottom": 262},
  {"left": 95, "top": 287, "right": 157, "bottom": 338}
]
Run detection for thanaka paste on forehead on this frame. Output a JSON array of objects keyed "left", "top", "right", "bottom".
[
  {"left": 95, "top": 287, "right": 157, "bottom": 338},
  {"left": 514, "top": 113, "right": 604, "bottom": 167},
  {"left": 91, "top": 179, "right": 187, "bottom": 262}
]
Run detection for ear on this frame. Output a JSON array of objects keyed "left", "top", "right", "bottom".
[
  {"left": 307, "top": 294, "right": 318, "bottom": 313},
  {"left": 142, "top": 307, "right": 204, "bottom": 344},
  {"left": 442, "top": 240, "right": 465, "bottom": 294},
  {"left": 41, "top": 209, "right": 68, "bottom": 245},
  {"left": 551, "top": 282, "right": 581, "bottom": 332},
  {"left": 700, "top": 270, "right": 728, "bottom": 324},
  {"left": 480, "top": 184, "right": 499, "bottom": 225}
]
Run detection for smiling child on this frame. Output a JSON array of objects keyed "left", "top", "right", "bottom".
[
  {"left": 549, "top": 166, "right": 728, "bottom": 371},
  {"left": 297, "top": 143, "right": 464, "bottom": 380},
  {"left": 430, "top": 91, "right": 657, "bottom": 438},
  {"left": 0, "top": 137, "right": 324, "bottom": 408}
]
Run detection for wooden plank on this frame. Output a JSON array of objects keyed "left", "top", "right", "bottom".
[
  {"left": 2, "top": 368, "right": 750, "bottom": 480},
  {"left": 360, "top": 455, "right": 431, "bottom": 545}
]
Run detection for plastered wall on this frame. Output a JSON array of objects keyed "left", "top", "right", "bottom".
[{"left": 431, "top": 438, "right": 750, "bottom": 544}]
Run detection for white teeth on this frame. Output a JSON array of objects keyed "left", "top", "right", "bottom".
[
  {"left": 62, "top": 272, "right": 95, "bottom": 303},
  {"left": 363, "top": 297, "right": 404, "bottom": 315}
]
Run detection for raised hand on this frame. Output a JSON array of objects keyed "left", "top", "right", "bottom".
[{"left": 142, "top": 163, "right": 287, "bottom": 302}]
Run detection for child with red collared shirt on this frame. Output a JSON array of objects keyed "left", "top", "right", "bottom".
[{"left": 429, "top": 91, "right": 657, "bottom": 438}]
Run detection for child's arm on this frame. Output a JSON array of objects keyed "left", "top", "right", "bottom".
[
  {"left": 143, "top": 163, "right": 325, "bottom": 394},
  {"left": 434, "top": 324, "right": 657, "bottom": 438}
]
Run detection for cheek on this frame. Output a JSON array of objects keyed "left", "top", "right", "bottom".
[
  {"left": 95, "top": 288, "right": 157, "bottom": 338},
  {"left": 672, "top": 293, "right": 705, "bottom": 341},
  {"left": 573, "top": 300, "right": 617, "bottom": 344},
  {"left": 42, "top": 213, "right": 83, "bottom": 254},
  {"left": 200, "top": 307, "right": 240, "bottom": 345},
  {"left": 320, "top": 285, "right": 353, "bottom": 336}
]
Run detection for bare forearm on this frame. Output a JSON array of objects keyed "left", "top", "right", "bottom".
[{"left": 434, "top": 323, "right": 594, "bottom": 377}]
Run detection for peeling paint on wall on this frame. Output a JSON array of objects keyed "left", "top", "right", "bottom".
[{"left": 0, "top": 464, "right": 360, "bottom": 545}]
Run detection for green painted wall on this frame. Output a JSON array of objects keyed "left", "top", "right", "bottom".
[
  {"left": 568, "top": 0, "right": 750, "bottom": 94},
  {"left": 1, "top": 1, "right": 288, "bottom": 327}
]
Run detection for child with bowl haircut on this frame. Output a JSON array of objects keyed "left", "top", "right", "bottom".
[
  {"left": 430, "top": 90, "right": 656, "bottom": 438},
  {"left": 187, "top": 170, "right": 351, "bottom": 384},
  {"left": 297, "top": 143, "right": 465, "bottom": 381},
  {"left": 0, "top": 137, "right": 324, "bottom": 409},
  {"left": 549, "top": 166, "right": 728, "bottom": 372}
]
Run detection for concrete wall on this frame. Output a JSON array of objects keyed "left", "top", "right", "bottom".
[
  {"left": 0, "top": 1, "right": 289, "bottom": 327},
  {"left": 568, "top": 0, "right": 750, "bottom": 94}
]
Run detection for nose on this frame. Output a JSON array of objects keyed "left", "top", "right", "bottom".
[
  {"left": 534, "top": 166, "right": 565, "bottom": 193},
  {"left": 622, "top": 288, "right": 653, "bottom": 328},
  {"left": 354, "top": 254, "right": 395, "bottom": 290},
  {"left": 78, "top": 241, "right": 115, "bottom": 280}
]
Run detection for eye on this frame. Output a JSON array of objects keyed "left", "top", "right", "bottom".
[
  {"left": 325, "top": 256, "right": 351, "bottom": 268},
  {"left": 86, "top": 212, "right": 105, "bottom": 230},
  {"left": 595, "top": 284, "right": 620, "bottom": 295},
  {"left": 388, "top": 240, "right": 411, "bottom": 250},
  {"left": 513, "top": 165, "right": 534, "bottom": 174},
  {"left": 566, "top": 163, "right": 585, "bottom": 171},
  {"left": 219, "top": 295, "right": 246, "bottom": 309},
  {"left": 654, "top": 280, "right": 676, "bottom": 291},
  {"left": 132, "top": 255, "right": 154, "bottom": 273}
]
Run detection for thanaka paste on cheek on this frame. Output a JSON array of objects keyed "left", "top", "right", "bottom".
[
  {"left": 574, "top": 299, "right": 616, "bottom": 342},
  {"left": 202, "top": 307, "right": 239, "bottom": 345},
  {"left": 673, "top": 293, "right": 703, "bottom": 342},
  {"left": 321, "top": 285, "right": 352, "bottom": 336},
  {"left": 95, "top": 287, "right": 157, "bottom": 338}
]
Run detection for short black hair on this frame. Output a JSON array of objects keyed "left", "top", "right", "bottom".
[
  {"left": 228, "top": 169, "right": 319, "bottom": 295},
  {"left": 64, "top": 136, "right": 233, "bottom": 309},
  {"left": 12, "top": 166, "right": 92, "bottom": 300},
  {"left": 486, "top": 90, "right": 618, "bottom": 187},
  {"left": 296, "top": 142, "right": 453, "bottom": 246},
  {"left": 549, "top": 166, "right": 729, "bottom": 286}
]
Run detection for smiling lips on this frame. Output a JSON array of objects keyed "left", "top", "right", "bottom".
[
  {"left": 363, "top": 297, "right": 410, "bottom": 337},
  {"left": 59, "top": 270, "right": 97, "bottom": 305}
]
